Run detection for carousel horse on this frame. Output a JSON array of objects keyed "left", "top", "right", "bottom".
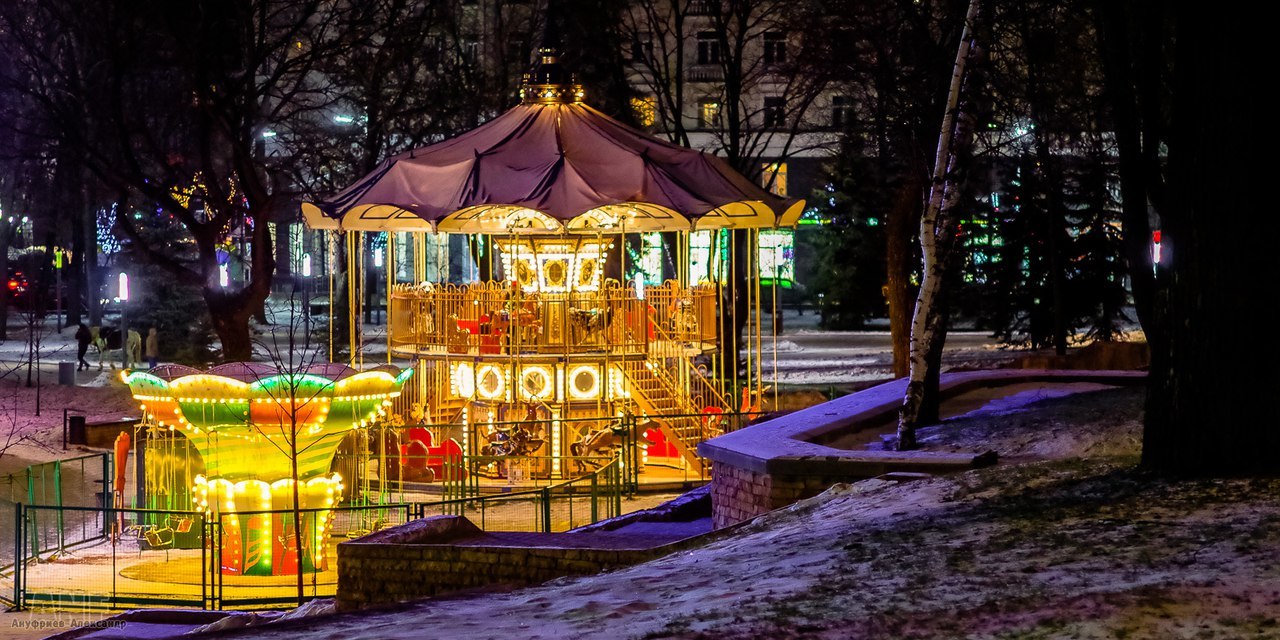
[
  {"left": 569, "top": 424, "right": 656, "bottom": 473},
  {"left": 480, "top": 422, "right": 545, "bottom": 458},
  {"left": 568, "top": 307, "right": 612, "bottom": 341}
]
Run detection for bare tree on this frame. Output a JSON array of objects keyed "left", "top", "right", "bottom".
[
  {"left": 621, "top": 0, "right": 834, "bottom": 378},
  {"left": 897, "top": 0, "right": 982, "bottom": 450},
  {"left": 0, "top": 0, "right": 388, "bottom": 361}
]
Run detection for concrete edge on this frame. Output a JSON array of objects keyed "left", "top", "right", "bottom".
[{"left": 698, "top": 369, "right": 1147, "bottom": 475}]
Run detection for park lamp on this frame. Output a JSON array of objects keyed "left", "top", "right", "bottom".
[
  {"left": 302, "top": 253, "right": 313, "bottom": 277},
  {"left": 1151, "top": 230, "right": 1162, "bottom": 275},
  {"left": 373, "top": 248, "right": 384, "bottom": 268},
  {"left": 634, "top": 276, "right": 645, "bottom": 300},
  {"left": 118, "top": 272, "right": 130, "bottom": 301}
]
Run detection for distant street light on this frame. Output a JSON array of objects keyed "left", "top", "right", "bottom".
[
  {"left": 119, "top": 273, "right": 131, "bottom": 369},
  {"left": 301, "top": 253, "right": 312, "bottom": 351}
]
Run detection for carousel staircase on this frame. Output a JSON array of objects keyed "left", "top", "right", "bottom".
[{"left": 622, "top": 360, "right": 720, "bottom": 473}]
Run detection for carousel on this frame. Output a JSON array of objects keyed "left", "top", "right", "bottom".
[
  {"left": 122, "top": 363, "right": 411, "bottom": 575},
  {"left": 301, "top": 47, "right": 803, "bottom": 484}
]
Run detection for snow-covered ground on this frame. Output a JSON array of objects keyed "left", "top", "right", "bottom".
[
  {"left": 110, "top": 384, "right": 1267, "bottom": 640},
  {"left": 77, "top": 383, "right": 1241, "bottom": 640}
]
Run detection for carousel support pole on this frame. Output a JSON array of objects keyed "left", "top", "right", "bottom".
[
  {"left": 386, "top": 234, "right": 394, "bottom": 364},
  {"left": 772, "top": 253, "right": 780, "bottom": 410},
  {"left": 328, "top": 231, "right": 337, "bottom": 362},
  {"left": 747, "top": 230, "right": 757, "bottom": 396}
]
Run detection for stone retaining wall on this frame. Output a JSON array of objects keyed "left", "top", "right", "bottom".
[
  {"left": 337, "top": 516, "right": 673, "bottom": 610},
  {"left": 700, "top": 370, "right": 1147, "bottom": 529},
  {"left": 708, "top": 463, "right": 866, "bottom": 528}
]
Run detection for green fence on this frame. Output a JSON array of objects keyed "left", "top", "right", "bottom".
[
  {"left": 2, "top": 503, "right": 411, "bottom": 611},
  {"left": 415, "top": 458, "right": 624, "bottom": 531},
  {"left": 3, "top": 455, "right": 623, "bottom": 611}
]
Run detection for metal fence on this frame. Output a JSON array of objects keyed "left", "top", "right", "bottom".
[
  {"left": 416, "top": 458, "right": 624, "bottom": 532},
  {"left": 1, "top": 503, "right": 410, "bottom": 611},
  {"left": 3, "top": 455, "right": 624, "bottom": 611}
]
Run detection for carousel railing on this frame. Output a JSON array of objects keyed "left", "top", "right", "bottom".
[{"left": 388, "top": 280, "right": 718, "bottom": 356}]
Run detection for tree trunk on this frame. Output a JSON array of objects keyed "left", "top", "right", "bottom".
[
  {"left": 0, "top": 223, "right": 12, "bottom": 341},
  {"left": 886, "top": 176, "right": 922, "bottom": 378},
  {"left": 898, "top": 0, "right": 982, "bottom": 450},
  {"left": 208, "top": 294, "right": 256, "bottom": 362},
  {"left": 1142, "top": 6, "right": 1274, "bottom": 474},
  {"left": 1093, "top": 0, "right": 1162, "bottom": 350},
  {"left": 67, "top": 183, "right": 87, "bottom": 326}
]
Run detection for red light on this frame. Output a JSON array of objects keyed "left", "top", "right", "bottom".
[
  {"left": 1152, "top": 230, "right": 1162, "bottom": 243},
  {"left": 7, "top": 280, "right": 19, "bottom": 291}
]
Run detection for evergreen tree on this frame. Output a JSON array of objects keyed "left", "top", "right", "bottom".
[{"left": 810, "top": 139, "right": 889, "bottom": 329}]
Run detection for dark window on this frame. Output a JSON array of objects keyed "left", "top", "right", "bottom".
[
  {"left": 763, "top": 31, "right": 786, "bottom": 65},
  {"left": 764, "top": 97, "right": 786, "bottom": 128},
  {"left": 506, "top": 36, "right": 530, "bottom": 65},
  {"left": 697, "top": 31, "right": 721, "bottom": 65},
  {"left": 631, "top": 32, "right": 653, "bottom": 61},
  {"left": 688, "top": 0, "right": 718, "bottom": 16},
  {"left": 832, "top": 96, "right": 853, "bottom": 129},
  {"left": 461, "top": 39, "right": 479, "bottom": 64}
]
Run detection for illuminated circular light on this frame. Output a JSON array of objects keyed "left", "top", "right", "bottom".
[
  {"left": 454, "top": 363, "right": 475, "bottom": 398},
  {"left": 476, "top": 364, "right": 506, "bottom": 400},
  {"left": 520, "top": 366, "right": 554, "bottom": 401},
  {"left": 567, "top": 365, "right": 600, "bottom": 400}
]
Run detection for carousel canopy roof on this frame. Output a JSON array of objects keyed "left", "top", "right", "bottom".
[{"left": 302, "top": 77, "right": 805, "bottom": 234}]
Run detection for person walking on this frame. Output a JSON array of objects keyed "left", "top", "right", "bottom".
[
  {"left": 75, "top": 322, "right": 93, "bottom": 370},
  {"left": 145, "top": 327, "right": 160, "bottom": 369},
  {"left": 125, "top": 328, "right": 141, "bottom": 369},
  {"left": 91, "top": 326, "right": 107, "bottom": 370}
]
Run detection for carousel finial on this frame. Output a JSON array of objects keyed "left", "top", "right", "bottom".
[{"left": 519, "top": 0, "right": 584, "bottom": 105}]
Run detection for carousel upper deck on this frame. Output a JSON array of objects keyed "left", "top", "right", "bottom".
[{"left": 388, "top": 279, "right": 719, "bottom": 361}]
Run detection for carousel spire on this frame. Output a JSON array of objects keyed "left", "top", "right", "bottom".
[{"left": 519, "top": 0, "right": 584, "bottom": 104}]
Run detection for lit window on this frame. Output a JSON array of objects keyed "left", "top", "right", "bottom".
[
  {"left": 763, "top": 31, "right": 786, "bottom": 65},
  {"left": 632, "top": 96, "right": 657, "bottom": 127},
  {"left": 700, "top": 99, "right": 721, "bottom": 129},
  {"left": 761, "top": 162, "right": 788, "bottom": 197},
  {"left": 763, "top": 97, "right": 786, "bottom": 128}
]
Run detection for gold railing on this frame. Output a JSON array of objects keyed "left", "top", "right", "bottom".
[
  {"left": 645, "top": 317, "right": 731, "bottom": 415},
  {"left": 389, "top": 280, "right": 718, "bottom": 357}
]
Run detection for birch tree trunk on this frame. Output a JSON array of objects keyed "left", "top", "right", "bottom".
[{"left": 897, "top": 0, "right": 982, "bottom": 450}]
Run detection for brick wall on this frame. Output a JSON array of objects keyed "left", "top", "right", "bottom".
[{"left": 708, "top": 463, "right": 853, "bottom": 529}]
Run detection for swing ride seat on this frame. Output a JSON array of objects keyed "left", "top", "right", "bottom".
[
  {"left": 144, "top": 527, "right": 175, "bottom": 549},
  {"left": 170, "top": 515, "right": 194, "bottom": 534}
]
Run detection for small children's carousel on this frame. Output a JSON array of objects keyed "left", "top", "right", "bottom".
[
  {"left": 122, "top": 363, "right": 411, "bottom": 575},
  {"left": 301, "top": 45, "right": 804, "bottom": 484}
]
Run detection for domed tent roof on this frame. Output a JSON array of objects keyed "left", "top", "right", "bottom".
[{"left": 302, "top": 97, "right": 805, "bottom": 234}]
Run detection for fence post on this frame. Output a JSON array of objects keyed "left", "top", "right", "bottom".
[
  {"left": 102, "top": 452, "right": 112, "bottom": 537},
  {"left": 54, "top": 462, "right": 64, "bottom": 552},
  {"left": 201, "top": 517, "right": 207, "bottom": 610},
  {"left": 540, "top": 487, "right": 552, "bottom": 533},
  {"left": 613, "top": 460, "right": 622, "bottom": 517},
  {"left": 13, "top": 503, "right": 23, "bottom": 609},
  {"left": 590, "top": 471, "right": 599, "bottom": 523}
]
